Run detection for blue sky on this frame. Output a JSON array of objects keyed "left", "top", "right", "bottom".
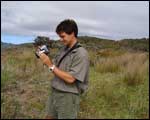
[
  {"left": 1, "top": 34, "right": 35, "bottom": 44},
  {"left": 1, "top": 1, "right": 149, "bottom": 44}
]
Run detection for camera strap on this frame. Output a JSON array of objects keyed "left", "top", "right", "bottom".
[{"left": 57, "top": 42, "right": 81, "bottom": 67}]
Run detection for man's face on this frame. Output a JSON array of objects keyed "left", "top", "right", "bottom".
[{"left": 58, "top": 32, "right": 73, "bottom": 46}]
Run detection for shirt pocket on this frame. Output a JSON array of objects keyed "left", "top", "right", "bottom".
[
  {"left": 63, "top": 54, "right": 73, "bottom": 72},
  {"left": 54, "top": 54, "right": 61, "bottom": 65}
]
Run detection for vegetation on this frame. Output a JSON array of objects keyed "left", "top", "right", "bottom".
[{"left": 1, "top": 36, "right": 149, "bottom": 119}]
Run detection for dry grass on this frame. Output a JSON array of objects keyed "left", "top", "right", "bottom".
[
  {"left": 1, "top": 47, "right": 53, "bottom": 118},
  {"left": 121, "top": 53, "right": 149, "bottom": 86},
  {"left": 1, "top": 47, "right": 149, "bottom": 119},
  {"left": 95, "top": 51, "right": 149, "bottom": 86}
]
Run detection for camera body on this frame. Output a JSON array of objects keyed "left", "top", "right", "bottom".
[{"left": 35, "top": 45, "right": 49, "bottom": 58}]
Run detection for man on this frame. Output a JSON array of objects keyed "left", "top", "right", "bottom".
[{"left": 38, "top": 19, "right": 89, "bottom": 119}]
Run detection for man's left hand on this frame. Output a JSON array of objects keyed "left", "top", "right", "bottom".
[{"left": 39, "top": 53, "right": 53, "bottom": 67}]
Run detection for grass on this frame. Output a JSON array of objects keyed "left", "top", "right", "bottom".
[
  {"left": 78, "top": 66, "right": 149, "bottom": 119},
  {"left": 1, "top": 47, "right": 149, "bottom": 119},
  {"left": 94, "top": 51, "right": 149, "bottom": 86}
]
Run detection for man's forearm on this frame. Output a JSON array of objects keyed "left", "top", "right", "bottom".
[
  {"left": 51, "top": 66, "right": 76, "bottom": 84},
  {"left": 39, "top": 53, "right": 75, "bottom": 83}
]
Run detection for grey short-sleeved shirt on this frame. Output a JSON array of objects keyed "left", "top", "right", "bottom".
[{"left": 51, "top": 43, "right": 89, "bottom": 94}]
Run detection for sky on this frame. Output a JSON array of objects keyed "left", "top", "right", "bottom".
[{"left": 1, "top": 1, "right": 149, "bottom": 44}]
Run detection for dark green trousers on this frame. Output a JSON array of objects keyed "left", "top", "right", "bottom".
[{"left": 46, "top": 88, "right": 80, "bottom": 119}]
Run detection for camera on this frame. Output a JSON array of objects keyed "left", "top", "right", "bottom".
[{"left": 35, "top": 45, "right": 49, "bottom": 58}]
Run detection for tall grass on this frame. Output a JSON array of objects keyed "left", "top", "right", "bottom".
[
  {"left": 79, "top": 51, "right": 149, "bottom": 118},
  {"left": 122, "top": 55, "right": 149, "bottom": 86},
  {"left": 1, "top": 47, "right": 53, "bottom": 119},
  {"left": 1, "top": 47, "right": 149, "bottom": 119},
  {"left": 95, "top": 57, "right": 120, "bottom": 73},
  {"left": 1, "top": 69, "right": 11, "bottom": 88},
  {"left": 95, "top": 52, "right": 149, "bottom": 86}
]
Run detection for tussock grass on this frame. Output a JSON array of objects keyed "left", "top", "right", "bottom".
[
  {"left": 1, "top": 47, "right": 149, "bottom": 119},
  {"left": 95, "top": 52, "right": 149, "bottom": 86}
]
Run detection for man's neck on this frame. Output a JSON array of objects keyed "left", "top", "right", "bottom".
[{"left": 69, "top": 37, "right": 77, "bottom": 48}]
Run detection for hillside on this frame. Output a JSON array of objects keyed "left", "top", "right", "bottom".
[
  {"left": 1, "top": 36, "right": 149, "bottom": 52},
  {"left": 1, "top": 42, "right": 17, "bottom": 49},
  {"left": 1, "top": 36, "right": 149, "bottom": 119},
  {"left": 117, "top": 38, "right": 149, "bottom": 52}
]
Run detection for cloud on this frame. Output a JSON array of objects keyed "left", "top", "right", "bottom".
[{"left": 1, "top": 1, "right": 149, "bottom": 40}]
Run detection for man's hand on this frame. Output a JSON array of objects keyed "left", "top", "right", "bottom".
[
  {"left": 39, "top": 53, "right": 76, "bottom": 83},
  {"left": 39, "top": 53, "right": 53, "bottom": 67}
]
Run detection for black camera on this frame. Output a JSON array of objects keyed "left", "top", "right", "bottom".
[{"left": 35, "top": 45, "right": 49, "bottom": 58}]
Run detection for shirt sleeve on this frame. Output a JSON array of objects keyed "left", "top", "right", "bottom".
[{"left": 68, "top": 54, "right": 89, "bottom": 82}]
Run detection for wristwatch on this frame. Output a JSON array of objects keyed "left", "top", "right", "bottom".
[{"left": 49, "top": 65, "right": 55, "bottom": 72}]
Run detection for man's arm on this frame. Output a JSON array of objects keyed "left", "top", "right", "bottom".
[
  {"left": 52, "top": 66, "right": 76, "bottom": 83},
  {"left": 39, "top": 53, "right": 76, "bottom": 83}
]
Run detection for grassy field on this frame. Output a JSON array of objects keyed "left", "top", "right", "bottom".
[{"left": 1, "top": 46, "right": 149, "bottom": 119}]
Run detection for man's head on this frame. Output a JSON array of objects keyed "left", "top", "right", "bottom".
[{"left": 56, "top": 19, "right": 78, "bottom": 46}]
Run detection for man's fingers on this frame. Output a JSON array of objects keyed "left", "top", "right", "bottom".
[
  {"left": 39, "top": 52, "right": 46, "bottom": 58},
  {"left": 39, "top": 52, "right": 52, "bottom": 67},
  {"left": 39, "top": 53, "right": 48, "bottom": 62}
]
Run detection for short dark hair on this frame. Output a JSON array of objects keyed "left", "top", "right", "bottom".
[{"left": 56, "top": 19, "right": 78, "bottom": 37}]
